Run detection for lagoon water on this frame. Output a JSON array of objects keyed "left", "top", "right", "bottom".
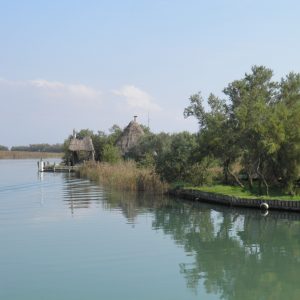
[{"left": 1, "top": 159, "right": 300, "bottom": 300}]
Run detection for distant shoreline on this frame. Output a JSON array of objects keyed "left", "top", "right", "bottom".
[{"left": 0, "top": 151, "right": 63, "bottom": 159}]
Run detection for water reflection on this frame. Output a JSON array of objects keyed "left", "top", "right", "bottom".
[
  {"left": 102, "top": 190, "right": 171, "bottom": 224},
  {"left": 62, "top": 174, "right": 170, "bottom": 222},
  {"left": 62, "top": 175, "right": 104, "bottom": 213},
  {"left": 153, "top": 203, "right": 300, "bottom": 299},
  {"left": 61, "top": 174, "right": 300, "bottom": 299},
  {"left": 107, "top": 196, "right": 300, "bottom": 299}
]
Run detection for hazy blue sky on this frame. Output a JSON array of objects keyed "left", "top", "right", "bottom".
[{"left": 1, "top": 0, "right": 300, "bottom": 147}]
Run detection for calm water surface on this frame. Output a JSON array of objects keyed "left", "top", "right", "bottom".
[{"left": 1, "top": 160, "right": 300, "bottom": 300}]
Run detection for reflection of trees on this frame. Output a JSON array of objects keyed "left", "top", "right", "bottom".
[
  {"left": 62, "top": 173, "right": 171, "bottom": 219},
  {"left": 61, "top": 175, "right": 300, "bottom": 299},
  {"left": 103, "top": 190, "right": 171, "bottom": 224},
  {"left": 153, "top": 202, "right": 300, "bottom": 300}
]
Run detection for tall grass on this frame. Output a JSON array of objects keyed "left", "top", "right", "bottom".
[
  {"left": 0, "top": 151, "right": 63, "bottom": 159},
  {"left": 79, "top": 161, "right": 168, "bottom": 193}
]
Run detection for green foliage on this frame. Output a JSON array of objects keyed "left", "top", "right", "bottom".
[
  {"left": 102, "top": 144, "right": 122, "bottom": 164},
  {"left": 91, "top": 131, "right": 107, "bottom": 161},
  {"left": 108, "top": 125, "right": 122, "bottom": 144},
  {"left": 184, "top": 93, "right": 206, "bottom": 127},
  {"left": 155, "top": 132, "right": 198, "bottom": 182},
  {"left": 186, "top": 157, "right": 217, "bottom": 186},
  {"left": 127, "top": 131, "right": 172, "bottom": 161},
  {"left": 75, "top": 129, "right": 94, "bottom": 139},
  {"left": 137, "top": 152, "right": 156, "bottom": 168},
  {"left": 11, "top": 143, "right": 63, "bottom": 153},
  {"left": 63, "top": 127, "right": 122, "bottom": 164},
  {"left": 0, "top": 145, "right": 9, "bottom": 151},
  {"left": 275, "top": 73, "right": 300, "bottom": 194},
  {"left": 185, "top": 65, "right": 300, "bottom": 194},
  {"left": 61, "top": 66, "right": 300, "bottom": 195},
  {"left": 187, "top": 184, "right": 300, "bottom": 201}
]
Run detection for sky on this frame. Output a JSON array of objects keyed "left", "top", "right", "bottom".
[{"left": 1, "top": 0, "right": 300, "bottom": 147}]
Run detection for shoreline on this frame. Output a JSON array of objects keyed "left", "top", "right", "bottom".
[{"left": 169, "top": 188, "right": 300, "bottom": 213}]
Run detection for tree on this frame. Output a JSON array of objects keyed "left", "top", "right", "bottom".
[
  {"left": 102, "top": 144, "right": 122, "bottom": 164},
  {"left": 184, "top": 93, "right": 243, "bottom": 187},
  {"left": 0, "top": 145, "right": 8, "bottom": 151},
  {"left": 155, "top": 132, "right": 197, "bottom": 182},
  {"left": 223, "top": 66, "right": 279, "bottom": 194},
  {"left": 108, "top": 124, "right": 122, "bottom": 145},
  {"left": 91, "top": 131, "right": 107, "bottom": 161},
  {"left": 184, "top": 66, "right": 300, "bottom": 194},
  {"left": 275, "top": 73, "right": 300, "bottom": 194}
]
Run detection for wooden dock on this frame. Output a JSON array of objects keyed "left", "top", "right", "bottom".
[
  {"left": 37, "top": 160, "right": 79, "bottom": 173},
  {"left": 43, "top": 164, "right": 79, "bottom": 173}
]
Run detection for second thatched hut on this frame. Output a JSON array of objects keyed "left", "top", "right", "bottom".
[{"left": 116, "top": 116, "right": 144, "bottom": 155}]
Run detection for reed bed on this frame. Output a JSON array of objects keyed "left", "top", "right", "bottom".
[
  {"left": 0, "top": 151, "right": 63, "bottom": 159},
  {"left": 79, "top": 161, "right": 168, "bottom": 193}
]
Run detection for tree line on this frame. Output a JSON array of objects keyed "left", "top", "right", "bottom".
[
  {"left": 65, "top": 66, "right": 299, "bottom": 195},
  {"left": 3, "top": 143, "right": 64, "bottom": 153},
  {"left": 183, "top": 65, "right": 300, "bottom": 195}
]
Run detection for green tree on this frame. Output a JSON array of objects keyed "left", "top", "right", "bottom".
[
  {"left": 155, "top": 132, "right": 197, "bottom": 182},
  {"left": 185, "top": 66, "right": 300, "bottom": 194},
  {"left": 223, "top": 66, "right": 279, "bottom": 194},
  {"left": 108, "top": 124, "right": 122, "bottom": 145},
  {"left": 275, "top": 73, "right": 300, "bottom": 194},
  {"left": 91, "top": 131, "right": 107, "bottom": 161},
  {"left": 184, "top": 93, "right": 243, "bottom": 187},
  {"left": 0, "top": 145, "right": 8, "bottom": 151},
  {"left": 102, "top": 144, "right": 122, "bottom": 164}
]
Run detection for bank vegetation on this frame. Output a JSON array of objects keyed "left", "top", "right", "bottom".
[
  {"left": 65, "top": 66, "right": 300, "bottom": 198},
  {"left": 79, "top": 161, "right": 168, "bottom": 193}
]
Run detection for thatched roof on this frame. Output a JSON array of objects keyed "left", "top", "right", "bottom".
[
  {"left": 116, "top": 119, "right": 144, "bottom": 155},
  {"left": 69, "top": 136, "right": 94, "bottom": 152}
]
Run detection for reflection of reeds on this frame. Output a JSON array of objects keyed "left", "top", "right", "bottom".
[
  {"left": 0, "top": 151, "right": 63, "bottom": 159},
  {"left": 79, "top": 161, "right": 168, "bottom": 193}
]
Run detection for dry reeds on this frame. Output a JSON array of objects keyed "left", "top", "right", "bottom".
[
  {"left": 79, "top": 161, "right": 168, "bottom": 193},
  {"left": 0, "top": 151, "right": 63, "bottom": 159}
]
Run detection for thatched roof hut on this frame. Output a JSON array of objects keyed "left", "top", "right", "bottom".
[
  {"left": 69, "top": 136, "right": 94, "bottom": 152},
  {"left": 68, "top": 132, "right": 95, "bottom": 164},
  {"left": 116, "top": 116, "right": 144, "bottom": 155}
]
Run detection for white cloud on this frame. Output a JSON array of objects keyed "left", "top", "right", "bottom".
[
  {"left": 30, "top": 79, "right": 65, "bottom": 89},
  {"left": 113, "top": 85, "right": 161, "bottom": 112},
  {"left": 0, "top": 78, "right": 101, "bottom": 101},
  {"left": 0, "top": 77, "right": 104, "bottom": 146},
  {"left": 68, "top": 84, "right": 99, "bottom": 98},
  {"left": 30, "top": 79, "right": 101, "bottom": 99}
]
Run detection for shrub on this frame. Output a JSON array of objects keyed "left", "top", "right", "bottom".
[
  {"left": 186, "top": 157, "right": 221, "bottom": 186},
  {"left": 102, "top": 144, "right": 122, "bottom": 164}
]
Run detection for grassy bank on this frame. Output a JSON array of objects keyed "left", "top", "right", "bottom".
[
  {"left": 0, "top": 151, "right": 63, "bottom": 159},
  {"left": 79, "top": 161, "right": 168, "bottom": 193},
  {"left": 184, "top": 184, "right": 300, "bottom": 201}
]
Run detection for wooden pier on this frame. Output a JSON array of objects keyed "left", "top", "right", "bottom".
[
  {"left": 44, "top": 164, "right": 79, "bottom": 173},
  {"left": 38, "top": 160, "right": 79, "bottom": 173}
]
